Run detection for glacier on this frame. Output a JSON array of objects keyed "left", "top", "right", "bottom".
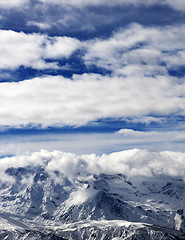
[{"left": 0, "top": 149, "right": 185, "bottom": 239}]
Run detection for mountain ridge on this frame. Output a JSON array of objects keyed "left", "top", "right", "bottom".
[{"left": 0, "top": 149, "right": 185, "bottom": 239}]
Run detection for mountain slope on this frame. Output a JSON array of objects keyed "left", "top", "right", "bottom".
[{"left": 0, "top": 149, "right": 185, "bottom": 239}]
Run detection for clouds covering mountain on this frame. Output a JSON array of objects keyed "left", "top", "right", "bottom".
[
  {"left": 0, "top": 149, "right": 185, "bottom": 239},
  {"left": 1, "top": 148, "right": 185, "bottom": 182}
]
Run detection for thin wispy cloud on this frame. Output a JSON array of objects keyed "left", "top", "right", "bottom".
[
  {"left": 27, "top": 21, "right": 52, "bottom": 30},
  {"left": 2, "top": 0, "right": 184, "bottom": 11},
  {"left": 0, "top": 0, "right": 29, "bottom": 8}
]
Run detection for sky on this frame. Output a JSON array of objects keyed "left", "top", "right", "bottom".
[{"left": 0, "top": 0, "right": 185, "bottom": 155}]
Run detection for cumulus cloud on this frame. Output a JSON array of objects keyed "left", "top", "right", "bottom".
[
  {"left": 100, "top": 149, "right": 185, "bottom": 178},
  {"left": 0, "top": 30, "right": 80, "bottom": 70},
  {"left": 0, "top": 24, "right": 185, "bottom": 128},
  {"left": 1, "top": 149, "right": 185, "bottom": 184},
  {"left": 84, "top": 23, "right": 185, "bottom": 77},
  {"left": 0, "top": 149, "right": 48, "bottom": 182},
  {"left": 44, "top": 36, "right": 80, "bottom": 59},
  {"left": 0, "top": 23, "right": 185, "bottom": 74}
]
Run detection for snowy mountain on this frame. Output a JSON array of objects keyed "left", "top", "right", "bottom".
[{"left": 0, "top": 149, "right": 185, "bottom": 239}]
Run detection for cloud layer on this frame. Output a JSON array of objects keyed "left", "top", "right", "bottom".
[
  {"left": 1, "top": 23, "right": 185, "bottom": 72},
  {"left": 1, "top": 127, "right": 185, "bottom": 157},
  {"left": 1, "top": 149, "right": 185, "bottom": 183},
  {"left": 0, "top": 73, "right": 184, "bottom": 127},
  {"left": 84, "top": 23, "right": 185, "bottom": 76},
  {"left": 0, "top": 0, "right": 29, "bottom": 8},
  {"left": 1, "top": 0, "right": 185, "bottom": 11}
]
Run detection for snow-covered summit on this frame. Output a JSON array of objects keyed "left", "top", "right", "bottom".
[{"left": 0, "top": 149, "right": 185, "bottom": 239}]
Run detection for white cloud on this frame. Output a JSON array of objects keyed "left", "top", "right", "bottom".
[
  {"left": 0, "top": 30, "right": 80, "bottom": 70},
  {"left": 164, "top": 0, "right": 185, "bottom": 11},
  {"left": 38, "top": 0, "right": 185, "bottom": 11},
  {"left": 117, "top": 129, "right": 179, "bottom": 141},
  {"left": 84, "top": 24, "right": 185, "bottom": 77},
  {"left": 117, "top": 129, "right": 152, "bottom": 136},
  {"left": 65, "top": 186, "right": 97, "bottom": 206},
  {"left": 0, "top": 23, "right": 184, "bottom": 74},
  {"left": 0, "top": 149, "right": 47, "bottom": 182},
  {"left": 1, "top": 127, "right": 185, "bottom": 157},
  {"left": 124, "top": 116, "right": 165, "bottom": 124},
  {"left": 44, "top": 36, "right": 80, "bottom": 59},
  {"left": 0, "top": 0, "right": 185, "bottom": 12},
  {"left": 1, "top": 149, "right": 185, "bottom": 184},
  {"left": 0, "top": 0, "right": 29, "bottom": 8},
  {"left": 0, "top": 73, "right": 185, "bottom": 127},
  {"left": 27, "top": 21, "right": 52, "bottom": 30},
  {"left": 0, "top": 24, "right": 185, "bottom": 127},
  {"left": 118, "top": 127, "right": 185, "bottom": 140}
]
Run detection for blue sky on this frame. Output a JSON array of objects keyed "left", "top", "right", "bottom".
[{"left": 0, "top": 0, "right": 185, "bottom": 155}]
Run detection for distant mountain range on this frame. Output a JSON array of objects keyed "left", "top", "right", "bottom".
[{"left": 0, "top": 149, "right": 185, "bottom": 239}]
